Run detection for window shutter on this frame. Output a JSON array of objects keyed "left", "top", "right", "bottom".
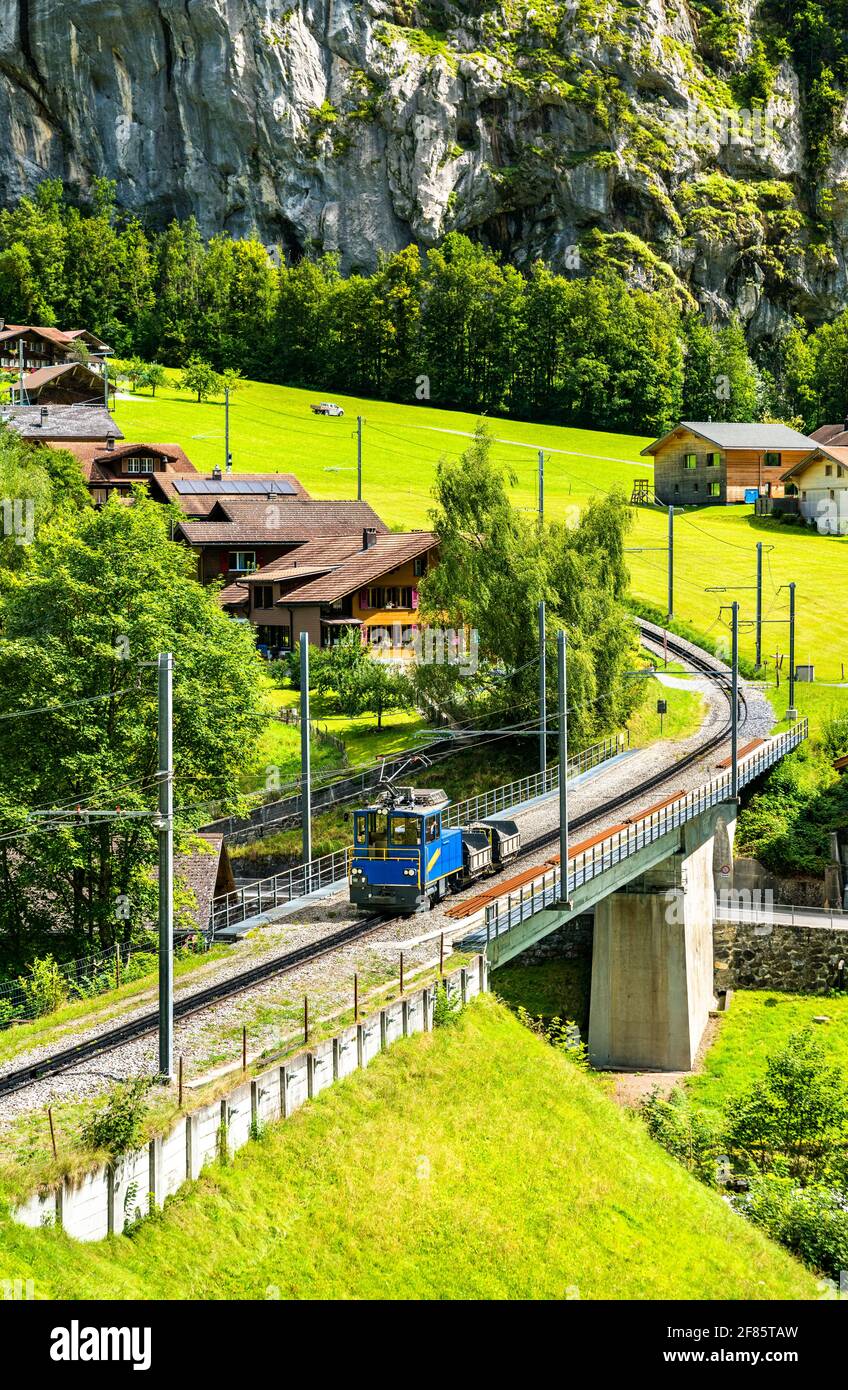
[
  {"left": 411, "top": 589, "right": 419, "bottom": 609},
  {"left": 359, "top": 588, "right": 369, "bottom": 608}
]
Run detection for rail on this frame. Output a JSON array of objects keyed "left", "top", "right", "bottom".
[
  {"left": 476, "top": 721, "right": 809, "bottom": 943},
  {"left": 442, "top": 732, "right": 629, "bottom": 828}
]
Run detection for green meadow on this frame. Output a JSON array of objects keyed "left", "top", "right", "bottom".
[
  {"left": 0, "top": 998, "right": 816, "bottom": 1300},
  {"left": 115, "top": 378, "right": 848, "bottom": 686}
]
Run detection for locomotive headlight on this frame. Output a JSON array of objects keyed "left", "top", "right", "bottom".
[{"left": 403, "top": 868, "right": 416, "bottom": 878}]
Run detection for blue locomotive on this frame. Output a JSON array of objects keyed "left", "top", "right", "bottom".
[{"left": 349, "top": 773, "right": 520, "bottom": 913}]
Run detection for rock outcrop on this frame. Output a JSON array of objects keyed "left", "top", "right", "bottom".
[{"left": 2, "top": 0, "right": 848, "bottom": 337}]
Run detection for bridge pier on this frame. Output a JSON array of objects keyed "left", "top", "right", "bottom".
[{"left": 588, "top": 820, "right": 720, "bottom": 1071}]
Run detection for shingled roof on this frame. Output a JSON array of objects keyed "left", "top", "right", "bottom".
[
  {"left": 245, "top": 531, "right": 438, "bottom": 605},
  {"left": 1, "top": 404, "right": 123, "bottom": 441},
  {"left": 177, "top": 499, "right": 389, "bottom": 546}
]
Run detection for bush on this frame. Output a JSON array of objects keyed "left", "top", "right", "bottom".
[
  {"left": 16, "top": 955, "right": 67, "bottom": 1017},
  {"left": 515, "top": 1006, "right": 590, "bottom": 1069},
  {"left": 433, "top": 982, "right": 462, "bottom": 1028},
  {"left": 80, "top": 1076, "right": 153, "bottom": 1159},
  {"left": 734, "top": 1176, "right": 848, "bottom": 1280},
  {"left": 724, "top": 1027, "right": 848, "bottom": 1181},
  {"left": 642, "top": 1087, "right": 719, "bottom": 1183}
]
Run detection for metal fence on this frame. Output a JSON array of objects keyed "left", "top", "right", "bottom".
[
  {"left": 714, "top": 899, "right": 847, "bottom": 930},
  {"left": 443, "top": 732, "right": 629, "bottom": 829},
  {"left": 210, "top": 844, "right": 353, "bottom": 937},
  {"left": 0, "top": 938, "right": 168, "bottom": 1027},
  {"left": 477, "top": 721, "right": 809, "bottom": 943}
]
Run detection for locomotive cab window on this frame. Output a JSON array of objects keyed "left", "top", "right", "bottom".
[
  {"left": 390, "top": 815, "right": 421, "bottom": 847},
  {"left": 425, "top": 815, "right": 440, "bottom": 843},
  {"left": 354, "top": 813, "right": 367, "bottom": 845},
  {"left": 366, "top": 812, "right": 388, "bottom": 847}
]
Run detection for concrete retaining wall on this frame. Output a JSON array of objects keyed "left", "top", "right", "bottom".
[
  {"left": 12, "top": 958, "right": 486, "bottom": 1242},
  {"left": 714, "top": 920, "right": 848, "bottom": 994}
]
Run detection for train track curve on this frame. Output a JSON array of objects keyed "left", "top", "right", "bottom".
[{"left": 0, "top": 620, "right": 745, "bottom": 1098}]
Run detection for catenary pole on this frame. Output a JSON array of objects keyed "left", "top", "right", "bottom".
[
  {"left": 300, "top": 633, "right": 312, "bottom": 870},
  {"left": 755, "top": 541, "right": 763, "bottom": 670},
  {"left": 157, "top": 652, "right": 174, "bottom": 1078},
  {"left": 667, "top": 505, "right": 674, "bottom": 622},
  {"left": 357, "top": 416, "right": 363, "bottom": 501},
  {"left": 788, "top": 581, "right": 797, "bottom": 720},
  {"left": 730, "top": 603, "right": 739, "bottom": 801},
  {"left": 538, "top": 600, "right": 547, "bottom": 773},
  {"left": 557, "top": 629, "right": 569, "bottom": 902}
]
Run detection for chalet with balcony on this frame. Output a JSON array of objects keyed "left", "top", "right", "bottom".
[
  {"left": 227, "top": 527, "right": 438, "bottom": 656},
  {"left": 176, "top": 499, "right": 389, "bottom": 585},
  {"left": 0, "top": 323, "right": 112, "bottom": 372},
  {"left": 643, "top": 422, "right": 815, "bottom": 505}
]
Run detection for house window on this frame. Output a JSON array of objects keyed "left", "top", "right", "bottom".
[
  {"left": 126, "top": 457, "right": 155, "bottom": 473},
  {"left": 253, "top": 585, "right": 274, "bottom": 608},
  {"left": 368, "top": 586, "right": 413, "bottom": 610},
  {"left": 764, "top": 452, "right": 782, "bottom": 468},
  {"left": 706, "top": 452, "right": 720, "bottom": 467},
  {"left": 413, "top": 555, "right": 426, "bottom": 577},
  {"left": 673, "top": 484, "right": 679, "bottom": 494},
  {"left": 708, "top": 482, "right": 721, "bottom": 497},
  {"left": 684, "top": 453, "right": 697, "bottom": 470},
  {"left": 825, "top": 464, "right": 833, "bottom": 477},
  {"left": 229, "top": 551, "right": 257, "bottom": 573}
]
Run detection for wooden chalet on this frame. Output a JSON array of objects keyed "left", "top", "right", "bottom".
[{"left": 643, "top": 422, "right": 815, "bottom": 506}]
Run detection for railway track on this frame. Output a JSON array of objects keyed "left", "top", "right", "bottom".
[
  {"left": 0, "top": 623, "right": 743, "bottom": 1099},
  {"left": 0, "top": 914, "right": 387, "bottom": 1098}
]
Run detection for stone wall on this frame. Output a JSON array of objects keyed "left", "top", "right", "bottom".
[
  {"left": 714, "top": 920, "right": 848, "bottom": 994},
  {"left": 508, "top": 914, "right": 594, "bottom": 965}
]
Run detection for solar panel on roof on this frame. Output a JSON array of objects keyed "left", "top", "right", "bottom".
[{"left": 173, "top": 478, "right": 297, "bottom": 496}]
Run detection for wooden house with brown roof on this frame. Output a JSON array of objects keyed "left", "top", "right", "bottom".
[
  {"left": 176, "top": 499, "right": 389, "bottom": 584},
  {"left": 4, "top": 361, "right": 113, "bottom": 407},
  {"left": 0, "top": 323, "right": 112, "bottom": 372},
  {"left": 230, "top": 527, "right": 438, "bottom": 655}
]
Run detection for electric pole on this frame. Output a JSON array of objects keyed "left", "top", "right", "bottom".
[
  {"left": 538, "top": 600, "right": 547, "bottom": 774},
  {"left": 667, "top": 505, "right": 674, "bottom": 622},
  {"left": 557, "top": 629, "right": 569, "bottom": 903},
  {"left": 538, "top": 448, "right": 544, "bottom": 527},
  {"left": 730, "top": 602, "right": 739, "bottom": 801},
  {"left": 157, "top": 652, "right": 174, "bottom": 1079},
  {"left": 755, "top": 541, "right": 763, "bottom": 670},
  {"left": 300, "top": 632, "right": 312, "bottom": 871},
  {"left": 787, "top": 581, "right": 797, "bottom": 721},
  {"left": 225, "top": 385, "right": 231, "bottom": 472},
  {"left": 357, "top": 416, "right": 363, "bottom": 501}
]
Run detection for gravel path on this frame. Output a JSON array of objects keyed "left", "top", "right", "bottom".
[{"left": 0, "top": 619, "right": 775, "bottom": 1127}]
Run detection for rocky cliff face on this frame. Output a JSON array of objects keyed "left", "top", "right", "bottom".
[{"left": 1, "top": 0, "right": 847, "bottom": 339}]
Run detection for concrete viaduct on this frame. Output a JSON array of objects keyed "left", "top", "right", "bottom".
[{"left": 457, "top": 721, "right": 808, "bottom": 1072}]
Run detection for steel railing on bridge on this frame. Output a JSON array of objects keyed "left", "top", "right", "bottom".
[
  {"left": 475, "top": 721, "right": 809, "bottom": 945},
  {"left": 208, "top": 732, "right": 630, "bottom": 938}
]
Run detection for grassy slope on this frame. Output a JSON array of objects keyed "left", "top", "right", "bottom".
[
  {"left": 115, "top": 379, "right": 848, "bottom": 684},
  {"left": 0, "top": 998, "right": 816, "bottom": 1300},
  {"left": 685, "top": 992, "right": 848, "bottom": 1124}
]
